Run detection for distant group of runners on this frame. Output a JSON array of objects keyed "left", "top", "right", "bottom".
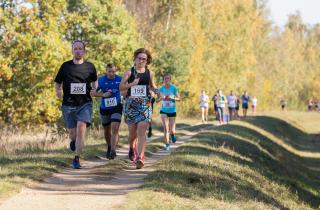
[
  {"left": 55, "top": 41, "right": 179, "bottom": 169},
  {"left": 200, "top": 90, "right": 257, "bottom": 124},
  {"left": 307, "top": 99, "right": 320, "bottom": 112}
]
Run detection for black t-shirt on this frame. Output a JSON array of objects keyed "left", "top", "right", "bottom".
[{"left": 54, "top": 60, "right": 97, "bottom": 106}]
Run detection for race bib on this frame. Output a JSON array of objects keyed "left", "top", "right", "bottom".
[
  {"left": 163, "top": 101, "right": 174, "bottom": 108},
  {"left": 70, "top": 83, "right": 86, "bottom": 94},
  {"left": 104, "top": 97, "right": 117, "bottom": 108},
  {"left": 131, "top": 85, "right": 146, "bottom": 97}
]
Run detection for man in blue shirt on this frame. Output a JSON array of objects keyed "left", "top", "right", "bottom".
[
  {"left": 91, "top": 64, "right": 122, "bottom": 159},
  {"left": 241, "top": 91, "right": 250, "bottom": 118}
]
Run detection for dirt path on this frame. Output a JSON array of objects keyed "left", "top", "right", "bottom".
[{"left": 0, "top": 124, "right": 213, "bottom": 210}]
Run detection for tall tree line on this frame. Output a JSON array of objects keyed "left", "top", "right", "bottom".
[
  {"left": 124, "top": 0, "right": 320, "bottom": 112},
  {"left": 0, "top": 0, "right": 319, "bottom": 126},
  {"left": 0, "top": 0, "right": 139, "bottom": 125}
]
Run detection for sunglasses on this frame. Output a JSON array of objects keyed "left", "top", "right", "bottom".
[{"left": 136, "top": 57, "right": 147, "bottom": 61}]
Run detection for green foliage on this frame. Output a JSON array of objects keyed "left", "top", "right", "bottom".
[
  {"left": 0, "top": 0, "right": 139, "bottom": 126},
  {"left": 1, "top": 0, "right": 320, "bottom": 126},
  {"left": 64, "top": 0, "right": 140, "bottom": 73},
  {"left": 0, "top": 1, "right": 69, "bottom": 125}
]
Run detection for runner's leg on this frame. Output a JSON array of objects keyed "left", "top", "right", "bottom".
[
  {"left": 161, "top": 114, "right": 170, "bottom": 145},
  {"left": 136, "top": 121, "right": 148, "bottom": 159},
  {"left": 204, "top": 107, "right": 208, "bottom": 122},
  {"left": 75, "top": 121, "right": 87, "bottom": 157},
  {"left": 111, "top": 122, "right": 120, "bottom": 150},
  {"left": 103, "top": 125, "right": 111, "bottom": 149},
  {"left": 169, "top": 117, "right": 176, "bottom": 136},
  {"left": 201, "top": 107, "right": 205, "bottom": 122}
]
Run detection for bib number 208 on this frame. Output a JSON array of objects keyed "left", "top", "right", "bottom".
[{"left": 70, "top": 83, "right": 86, "bottom": 94}]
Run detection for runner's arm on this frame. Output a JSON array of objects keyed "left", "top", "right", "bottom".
[
  {"left": 119, "top": 70, "right": 139, "bottom": 91},
  {"left": 174, "top": 92, "right": 181, "bottom": 102},
  {"left": 90, "top": 80, "right": 112, "bottom": 98},
  {"left": 149, "top": 71, "right": 160, "bottom": 97},
  {"left": 156, "top": 93, "right": 163, "bottom": 103},
  {"left": 55, "top": 82, "right": 62, "bottom": 98}
]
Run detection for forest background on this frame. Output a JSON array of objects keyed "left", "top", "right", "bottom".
[{"left": 1, "top": 0, "right": 319, "bottom": 127}]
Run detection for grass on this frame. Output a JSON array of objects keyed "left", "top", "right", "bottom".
[
  {"left": 119, "top": 111, "right": 320, "bottom": 210},
  {"left": 0, "top": 117, "right": 199, "bottom": 202}
]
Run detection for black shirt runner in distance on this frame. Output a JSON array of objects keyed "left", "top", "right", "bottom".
[{"left": 55, "top": 60, "right": 97, "bottom": 106}]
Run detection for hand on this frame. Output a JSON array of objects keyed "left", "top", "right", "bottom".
[
  {"left": 131, "top": 78, "right": 140, "bottom": 86},
  {"left": 56, "top": 89, "right": 62, "bottom": 98},
  {"left": 103, "top": 91, "right": 112, "bottom": 98},
  {"left": 90, "top": 89, "right": 96, "bottom": 97},
  {"left": 169, "top": 95, "right": 175, "bottom": 101}
]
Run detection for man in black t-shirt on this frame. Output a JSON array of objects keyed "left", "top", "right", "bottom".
[{"left": 54, "top": 40, "right": 97, "bottom": 169}]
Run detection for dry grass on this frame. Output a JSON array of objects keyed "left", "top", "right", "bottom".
[{"left": 0, "top": 117, "right": 198, "bottom": 201}]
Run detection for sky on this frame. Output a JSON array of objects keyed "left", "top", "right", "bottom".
[{"left": 267, "top": 0, "right": 320, "bottom": 27}]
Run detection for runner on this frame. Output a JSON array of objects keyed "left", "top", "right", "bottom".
[
  {"left": 200, "top": 90, "right": 209, "bottom": 123},
  {"left": 55, "top": 40, "right": 97, "bottom": 169},
  {"left": 251, "top": 96, "right": 258, "bottom": 115},
  {"left": 235, "top": 94, "right": 240, "bottom": 119},
  {"left": 147, "top": 96, "right": 156, "bottom": 138},
  {"left": 241, "top": 91, "right": 250, "bottom": 118},
  {"left": 217, "top": 90, "right": 227, "bottom": 125},
  {"left": 120, "top": 48, "right": 160, "bottom": 169},
  {"left": 227, "top": 91, "right": 237, "bottom": 120},
  {"left": 157, "top": 73, "right": 180, "bottom": 151},
  {"left": 280, "top": 98, "right": 287, "bottom": 111},
  {"left": 307, "top": 99, "right": 313, "bottom": 111},
  {"left": 91, "top": 63, "right": 122, "bottom": 160},
  {"left": 212, "top": 93, "right": 218, "bottom": 120}
]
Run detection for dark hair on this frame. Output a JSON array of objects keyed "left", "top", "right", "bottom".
[
  {"left": 72, "top": 40, "right": 86, "bottom": 50},
  {"left": 163, "top": 73, "right": 171, "bottom": 80},
  {"left": 133, "top": 48, "right": 152, "bottom": 65},
  {"left": 106, "top": 63, "right": 115, "bottom": 69}
]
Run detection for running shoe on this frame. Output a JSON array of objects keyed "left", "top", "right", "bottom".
[
  {"left": 106, "top": 146, "right": 111, "bottom": 159},
  {"left": 128, "top": 147, "right": 135, "bottom": 161},
  {"left": 110, "top": 149, "right": 117, "bottom": 160},
  {"left": 72, "top": 156, "right": 81, "bottom": 169},
  {"left": 171, "top": 134, "right": 177, "bottom": 143},
  {"left": 136, "top": 157, "right": 144, "bottom": 169},
  {"left": 164, "top": 143, "right": 170, "bottom": 151},
  {"left": 69, "top": 140, "right": 76, "bottom": 151}
]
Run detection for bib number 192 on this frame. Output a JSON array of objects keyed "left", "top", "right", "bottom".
[{"left": 131, "top": 85, "right": 146, "bottom": 97}]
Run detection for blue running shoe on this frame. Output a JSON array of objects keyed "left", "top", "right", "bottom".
[
  {"left": 69, "top": 140, "right": 76, "bottom": 151},
  {"left": 171, "top": 134, "right": 177, "bottom": 143},
  {"left": 72, "top": 156, "right": 81, "bottom": 169},
  {"left": 164, "top": 144, "right": 170, "bottom": 151}
]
